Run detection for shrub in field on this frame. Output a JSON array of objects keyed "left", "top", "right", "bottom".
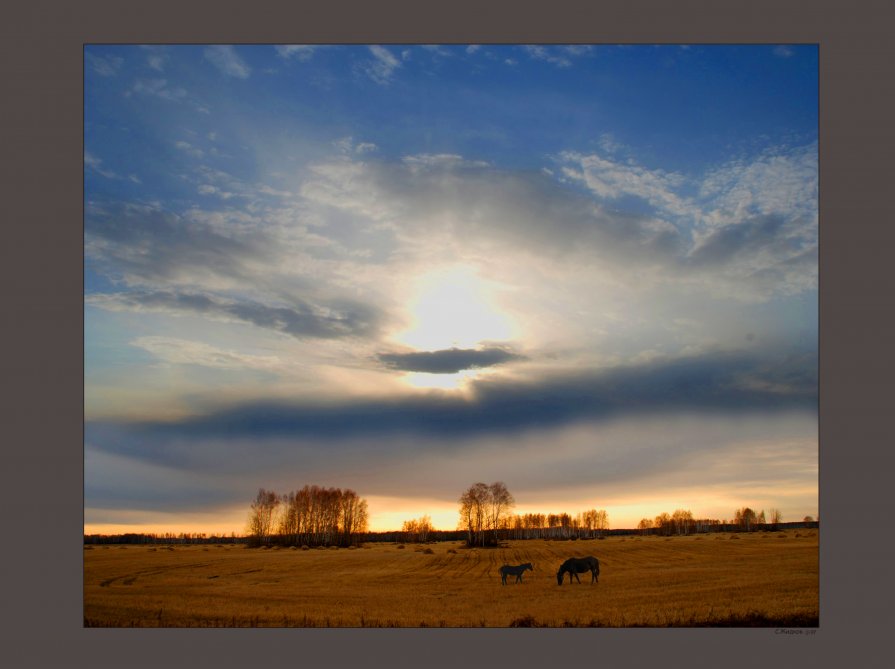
[
  {"left": 509, "top": 615, "right": 548, "bottom": 628},
  {"left": 301, "top": 545, "right": 310, "bottom": 551},
  {"left": 422, "top": 548, "right": 434, "bottom": 554},
  {"left": 397, "top": 544, "right": 405, "bottom": 549}
]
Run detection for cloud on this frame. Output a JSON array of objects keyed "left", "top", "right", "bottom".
[
  {"left": 421, "top": 45, "right": 452, "bottom": 58},
  {"left": 275, "top": 45, "right": 318, "bottom": 61},
  {"left": 84, "top": 152, "right": 120, "bottom": 180},
  {"left": 697, "top": 143, "right": 818, "bottom": 228},
  {"left": 296, "top": 143, "right": 815, "bottom": 299},
  {"left": 87, "top": 349, "right": 816, "bottom": 460},
  {"left": 127, "top": 78, "right": 187, "bottom": 101},
  {"left": 687, "top": 214, "right": 809, "bottom": 268},
  {"left": 204, "top": 45, "right": 251, "bottom": 79},
  {"left": 174, "top": 140, "right": 204, "bottom": 158},
  {"left": 364, "top": 45, "right": 400, "bottom": 84},
  {"left": 84, "top": 408, "right": 817, "bottom": 515},
  {"left": 558, "top": 150, "right": 692, "bottom": 218},
  {"left": 197, "top": 184, "right": 235, "bottom": 199},
  {"left": 131, "top": 336, "right": 282, "bottom": 370},
  {"left": 86, "top": 53, "right": 124, "bottom": 77},
  {"left": 522, "top": 45, "right": 572, "bottom": 68},
  {"left": 85, "top": 202, "right": 268, "bottom": 285},
  {"left": 562, "top": 45, "right": 593, "bottom": 57},
  {"left": 378, "top": 347, "right": 526, "bottom": 374},
  {"left": 334, "top": 137, "right": 378, "bottom": 155},
  {"left": 139, "top": 46, "right": 168, "bottom": 71},
  {"left": 773, "top": 45, "right": 794, "bottom": 58},
  {"left": 89, "top": 289, "right": 381, "bottom": 341}
]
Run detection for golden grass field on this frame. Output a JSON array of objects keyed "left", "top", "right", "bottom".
[{"left": 84, "top": 532, "right": 818, "bottom": 627}]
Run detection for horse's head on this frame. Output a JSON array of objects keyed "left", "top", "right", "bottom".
[{"left": 556, "top": 568, "right": 564, "bottom": 585}]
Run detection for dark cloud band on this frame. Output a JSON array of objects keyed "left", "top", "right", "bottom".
[
  {"left": 88, "top": 289, "right": 380, "bottom": 340},
  {"left": 378, "top": 347, "right": 526, "bottom": 374},
  {"left": 87, "top": 350, "right": 817, "bottom": 468}
]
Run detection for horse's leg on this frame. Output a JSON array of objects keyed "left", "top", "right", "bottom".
[{"left": 573, "top": 572, "right": 581, "bottom": 584}]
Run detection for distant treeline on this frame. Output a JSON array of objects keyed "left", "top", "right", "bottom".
[
  {"left": 84, "top": 532, "right": 244, "bottom": 545},
  {"left": 84, "top": 521, "right": 818, "bottom": 546}
]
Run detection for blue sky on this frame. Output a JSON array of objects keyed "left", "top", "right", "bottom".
[{"left": 85, "top": 44, "right": 817, "bottom": 533}]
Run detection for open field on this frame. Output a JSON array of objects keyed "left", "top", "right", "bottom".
[{"left": 84, "top": 532, "right": 818, "bottom": 627}]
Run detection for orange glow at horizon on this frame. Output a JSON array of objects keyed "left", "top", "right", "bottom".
[{"left": 85, "top": 487, "right": 818, "bottom": 536}]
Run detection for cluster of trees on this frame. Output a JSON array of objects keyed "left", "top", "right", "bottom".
[
  {"left": 401, "top": 515, "right": 434, "bottom": 543},
  {"left": 637, "top": 510, "right": 721, "bottom": 536},
  {"left": 502, "top": 509, "right": 609, "bottom": 540},
  {"left": 247, "top": 485, "right": 368, "bottom": 547},
  {"left": 458, "top": 482, "right": 515, "bottom": 546},
  {"left": 732, "top": 507, "right": 785, "bottom": 531}
]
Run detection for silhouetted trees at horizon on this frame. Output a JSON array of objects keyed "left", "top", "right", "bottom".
[{"left": 246, "top": 485, "right": 369, "bottom": 547}]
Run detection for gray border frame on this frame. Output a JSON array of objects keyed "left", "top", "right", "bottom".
[{"left": 3, "top": 0, "right": 892, "bottom": 666}]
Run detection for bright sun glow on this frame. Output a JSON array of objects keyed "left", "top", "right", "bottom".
[
  {"left": 397, "top": 265, "right": 516, "bottom": 351},
  {"left": 404, "top": 370, "right": 476, "bottom": 391}
]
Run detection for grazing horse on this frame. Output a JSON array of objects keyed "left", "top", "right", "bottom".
[
  {"left": 499, "top": 562, "right": 534, "bottom": 584},
  {"left": 556, "top": 556, "right": 600, "bottom": 585}
]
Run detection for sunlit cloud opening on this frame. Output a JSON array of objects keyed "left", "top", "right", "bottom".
[
  {"left": 396, "top": 265, "right": 518, "bottom": 351},
  {"left": 403, "top": 370, "right": 477, "bottom": 391}
]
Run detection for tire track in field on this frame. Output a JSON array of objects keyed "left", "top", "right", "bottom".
[{"left": 452, "top": 551, "right": 482, "bottom": 576}]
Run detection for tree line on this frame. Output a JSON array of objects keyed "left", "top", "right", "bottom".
[
  {"left": 454, "top": 481, "right": 610, "bottom": 546},
  {"left": 636, "top": 507, "right": 816, "bottom": 536},
  {"left": 450, "top": 482, "right": 811, "bottom": 546},
  {"left": 246, "top": 485, "right": 369, "bottom": 547}
]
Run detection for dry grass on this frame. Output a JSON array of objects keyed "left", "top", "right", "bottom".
[{"left": 84, "top": 532, "right": 818, "bottom": 628}]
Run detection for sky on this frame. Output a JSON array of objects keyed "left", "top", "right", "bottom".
[{"left": 84, "top": 44, "right": 818, "bottom": 534}]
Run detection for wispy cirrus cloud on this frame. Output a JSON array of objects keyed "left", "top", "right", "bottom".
[
  {"left": 140, "top": 45, "right": 168, "bottom": 71},
  {"left": 773, "top": 45, "right": 795, "bottom": 58},
  {"left": 363, "top": 45, "right": 401, "bottom": 84},
  {"left": 522, "top": 45, "right": 572, "bottom": 68},
  {"left": 89, "top": 290, "right": 382, "bottom": 341},
  {"left": 558, "top": 150, "right": 692, "bottom": 218},
  {"left": 86, "top": 52, "right": 124, "bottom": 77},
  {"left": 275, "top": 45, "right": 318, "bottom": 61},
  {"left": 131, "top": 336, "right": 282, "bottom": 370},
  {"left": 204, "top": 45, "right": 251, "bottom": 79},
  {"left": 126, "top": 78, "right": 187, "bottom": 101},
  {"left": 84, "top": 152, "right": 120, "bottom": 180}
]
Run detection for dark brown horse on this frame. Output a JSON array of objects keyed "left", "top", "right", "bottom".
[
  {"left": 499, "top": 562, "right": 534, "bottom": 584},
  {"left": 556, "top": 556, "right": 600, "bottom": 585}
]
